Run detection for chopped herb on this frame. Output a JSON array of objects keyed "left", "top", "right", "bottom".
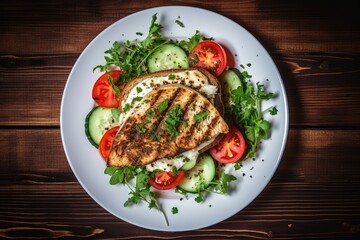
[
  {"left": 133, "top": 97, "right": 143, "bottom": 102},
  {"left": 136, "top": 32, "right": 143, "bottom": 36},
  {"left": 123, "top": 103, "right": 132, "bottom": 113},
  {"left": 168, "top": 74, "right": 176, "bottom": 80},
  {"left": 150, "top": 131, "right": 159, "bottom": 141},
  {"left": 136, "top": 87, "right": 143, "bottom": 93},
  {"left": 175, "top": 19, "right": 185, "bottom": 28},
  {"left": 172, "top": 166, "right": 178, "bottom": 175},
  {"left": 146, "top": 109, "right": 155, "bottom": 118},
  {"left": 247, "top": 63, "right": 252, "bottom": 67},
  {"left": 144, "top": 99, "right": 150, "bottom": 103},
  {"left": 107, "top": 75, "right": 121, "bottom": 97},
  {"left": 136, "top": 124, "right": 146, "bottom": 133},
  {"left": 268, "top": 106, "right": 278, "bottom": 115},
  {"left": 158, "top": 99, "right": 169, "bottom": 113},
  {"left": 194, "top": 110, "right": 210, "bottom": 123},
  {"left": 171, "top": 207, "right": 179, "bottom": 214},
  {"left": 164, "top": 105, "right": 183, "bottom": 139}
]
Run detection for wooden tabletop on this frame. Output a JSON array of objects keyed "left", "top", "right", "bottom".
[{"left": 1, "top": 1, "right": 360, "bottom": 239}]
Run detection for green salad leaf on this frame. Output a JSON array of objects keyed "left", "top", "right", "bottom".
[{"left": 227, "top": 70, "right": 277, "bottom": 159}]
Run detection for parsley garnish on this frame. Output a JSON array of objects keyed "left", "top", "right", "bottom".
[
  {"left": 171, "top": 207, "right": 179, "bottom": 214},
  {"left": 123, "top": 103, "right": 132, "bottom": 113},
  {"left": 164, "top": 105, "right": 183, "bottom": 139},
  {"left": 133, "top": 97, "right": 143, "bottom": 102},
  {"left": 146, "top": 108, "right": 155, "bottom": 119},
  {"left": 136, "top": 87, "right": 143, "bottom": 93},
  {"left": 175, "top": 19, "right": 185, "bottom": 28},
  {"left": 194, "top": 110, "right": 210, "bottom": 123},
  {"left": 168, "top": 74, "right": 176, "bottom": 80},
  {"left": 158, "top": 99, "right": 169, "bottom": 113},
  {"left": 136, "top": 124, "right": 146, "bottom": 133}
]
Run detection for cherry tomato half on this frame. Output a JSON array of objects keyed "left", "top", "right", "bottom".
[
  {"left": 92, "top": 70, "right": 125, "bottom": 108},
  {"left": 209, "top": 127, "right": 246, "bottom": 164},
  {"left": 99, "top": 126, "right": 120, "bottom": 161},
  {"left": 148, "top": 171, "right": 185, "bottom": 190},
  {"left": 189, "top": 40, "right": 227, "bottom": 76}
]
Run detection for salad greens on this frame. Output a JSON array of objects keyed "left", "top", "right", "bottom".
[
  {"left": 93, "top": 14, "right": 205, "bottom": 84},
  {"left": 227, "top": 69, "right": 278, "bottom": 162}
]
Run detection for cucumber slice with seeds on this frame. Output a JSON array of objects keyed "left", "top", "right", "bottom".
[
  {"left": 178, "top": 153, "right": 216, "bottom": 193},
  {"left": 147, "top": 44, "right": 189, "bottom": 73},
  {"left": 85, "top": 106, "right": 119, "bottom": 147}
]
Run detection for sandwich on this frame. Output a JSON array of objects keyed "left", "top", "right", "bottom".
[{"left": 107, "top": 68, "right": 229, "bottom": 171}]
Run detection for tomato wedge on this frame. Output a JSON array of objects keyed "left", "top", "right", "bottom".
[
  {"left": 189, "top": 40, "right": 227, "bottom": 76},
  {"left": 99, "top": 126, "right": 120, "bottom": 161},
  {"left": 92, "top": 70, "right": 125, "bottom": 108},
  {"left": 148, "top": 171, "right": 185, "bottom": 190},
  {"left": 209, "top": 127, "right": 246, "bottom": 164}
]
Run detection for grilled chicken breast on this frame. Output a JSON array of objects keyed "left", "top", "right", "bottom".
[{"left": 107, "top": 84, "right": 229, "bottom": 167}]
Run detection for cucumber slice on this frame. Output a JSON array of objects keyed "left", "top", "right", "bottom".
[
  {"left": 178, "top": 153, "right": 216, "bottom": 193},
  {"left": 219, "top": 68, "right": 242, "bottom": 108},
  {"left": 147, "top": 44, "right": 189, "bottom": 73},
  {"left": 180, "top": 157, "right": 197, "bottom": 171},
  {"left": 85, "top": 106, "right": 119, "bottom": 147}
]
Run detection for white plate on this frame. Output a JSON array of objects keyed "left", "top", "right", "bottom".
[{"left": 60, "top": 6, "right": 288, "bottom": 231}]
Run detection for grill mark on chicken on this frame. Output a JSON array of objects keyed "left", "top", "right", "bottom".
[
  {"left": 108, "top": 84, "right": 229, "bottom": 167},
  {"left": 151, "top": 87, "right": 183, "bottom": 139},
  {"left": 203, "top": 115, "right": 220, "bottom": 142}
]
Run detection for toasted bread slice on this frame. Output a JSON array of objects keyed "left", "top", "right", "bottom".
[{"left": 108, "top": 84, "right": 229, "bottom": 167}]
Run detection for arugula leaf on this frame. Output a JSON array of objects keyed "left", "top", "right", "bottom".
[
  {"left": 210, "top": 170, "right": 237, "bottom": 194},
  {"left": 104, "top": 167, "right": 169, "bottom": 226},
  {"left": 227, "top": 69, "right": 277, "bottom": 159},
  {"left": 107, "top": 74, "right": 121, "bottom": 97},
  {"left": 93, "top": 14, "right": 167, "bottom": 83},
  {"left": 178, "top": 30, "right": 205, "bottom": 52}
]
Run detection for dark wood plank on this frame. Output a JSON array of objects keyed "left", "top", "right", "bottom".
[
  {"left": 0, "top": 1, "right": 359, "bottom": 54},
  {"left": 0, "top": 181, "right": 359, "bottom": 239}
]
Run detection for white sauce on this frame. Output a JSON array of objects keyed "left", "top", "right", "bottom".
[{"left": 145, "top": 136, "right": 216, "bottom": 172}]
